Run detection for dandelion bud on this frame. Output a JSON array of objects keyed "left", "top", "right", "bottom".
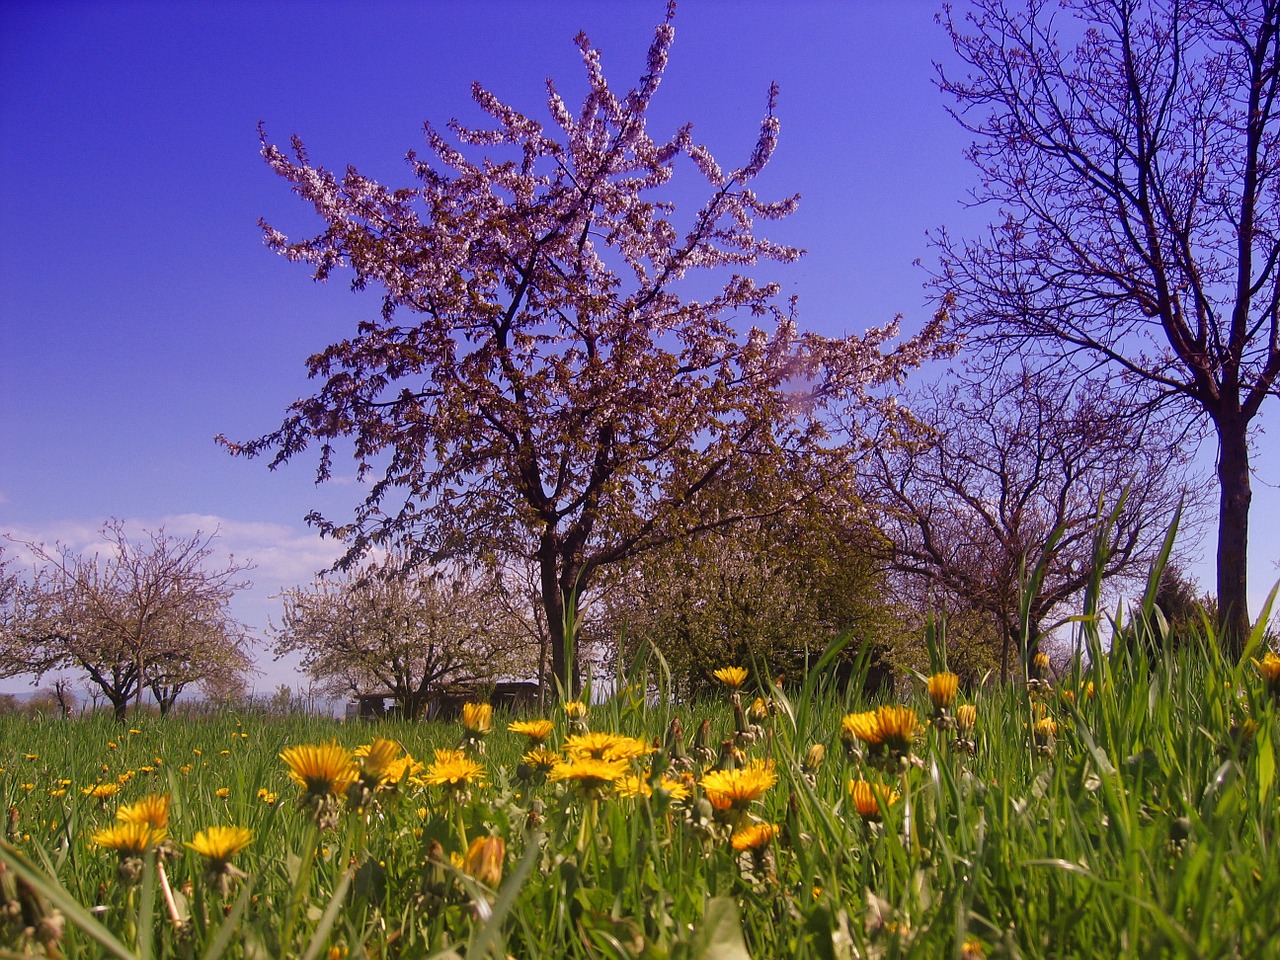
[
  {"left": 1032, "top": 717, "right": 1057, "bottom": 756},
  {"left": 956, "top": 704, "right": 977, "bottom": 736},
  {"left": 715, "top": 739, "right": 743, "bottom": 772},
  {"left": 802, "top": 743, "right": 826, "bottom": 774},
  {"left": 927, "top": 672, "right": 959, "bottom": 710},
  {"left": 1030, "top": 652, "right": 1051, "bottom": 680},
  {"left": 562, "top": 700, "right": 588, "bottom": 735},
  {"left": 692, "top": 718, "right": 715, "bottom": 766}
]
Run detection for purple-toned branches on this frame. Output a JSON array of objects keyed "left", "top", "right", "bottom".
[{"left": 224, "top": 9, "right": 948, "bottom": 690}]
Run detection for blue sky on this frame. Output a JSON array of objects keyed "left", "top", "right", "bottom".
[{"left": 2, "top": 1, "right": 1274, "bottom": 696}]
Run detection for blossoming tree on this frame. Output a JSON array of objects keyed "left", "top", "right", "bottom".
[{"left": 220, "top": 6, "right": 947, "bottom": 690}]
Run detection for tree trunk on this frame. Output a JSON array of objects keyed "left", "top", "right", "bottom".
[
  {"left": 1215, "top": 415, "right": 1253, "bottom": 659},
  {"left": 539, "top": 554, "right": 570, "bottom": 695}
]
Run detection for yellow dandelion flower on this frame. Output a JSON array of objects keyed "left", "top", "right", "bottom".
[
  {"left": 658, "top": 776, "right": 692, "bottom": 802},
  {"left": 82, "top": 783, "right": 119, "bottom": 800},
  {"left": 50, "top": 789, "right": 67, "bottom": 798},
  {"left": 700, "top": 759, "right": 777, "bottom": 811},
  {"left": 841, "top": 710, "right": 883, "bottom": 746},
  {"left": 128, "top": 728, "right": 142, "bottom": 735},
  {"left": 461, "top": 834, "right": 505, "bottom": 888},
  {"left": 615, "top": 773, "right": 692, "bottom": 801},
  {"left": 355, "top": 738, "right": 406, "bottom": 782},
  {"left": 956, "top": 704, "right": 978, "bottom": 735},
  {"left": 117, "top": 793, "right": 170, "bottom": 829},
  {"left": 1033, "top": 717, "right": 1058, "bottom": 741},
  {"left": 22, "top": 754, "right": 38, "bottom": 761},
  {"left": 1253, "top": 651, "right": 1280, "bottom": 696},
  {"left": 257, "top": 788, "right": 279, "bottom": 804},
  {"left": 461, "top": 702, "right": 493, "bottom": 734},
  {"left": 508, "top": 719, "right": 555, "bottom": 742},
  {"left": 712, "top": 666, "right": 749, "bottom": 689},
  {"left": 615, "top": 774, "right": 651, "bottom": 798},
  {"left": 962, "top": 936, "right": 987, "bottom": 960},
  {"left": 730, "top": 822, "right": 779, "bottom": 852},
  {"left": 848, "top": 780, "right": 899, "bottom": 822},
  {"left": 521, "top": 747, "right": 560, "bottom": 773},
  {"left": 548, "top": 757, "right": 629, "bottom": 793},
  {"left": 423, "top": 750, "right": 487, "bottom": 789},
  {"left": 562, "top": 700, "right": 587, "bottom": 719},
  {"left": 874, "top": 705, "right": 919, "bottom": 756},
  {"left": 93, "top": 821, "right": 165, "bottom": 855},
  {"left": 186, "top": 825, "right": 253, "bottom": 865},
  {"left": 19, "top": 783, "right": 34, "bottom": 792},
  {"left": 215, "top": 787, "right": 231, "bottom": 799},
  {"left": 927, "top": 672, "right": 959, "bottom": 710},
  {"left": 279, "top": 741, "right": 357, "bottom": 798},
  {"left": 564, "top": 732, "right": 653, "bottom": 762}
]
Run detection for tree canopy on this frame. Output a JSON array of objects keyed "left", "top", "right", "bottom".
[{"left": 221, "top": 6, "right": 948, "bottom": 689}]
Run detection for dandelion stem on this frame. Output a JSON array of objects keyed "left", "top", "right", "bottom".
[{"left": 282, "top": 822, "right": 319, "bottom": 951}]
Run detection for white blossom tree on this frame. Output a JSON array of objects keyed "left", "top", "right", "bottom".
[
  {"left": 272, "top": 556, "right": 530, "bottom": 716},
  {"left": 221, "top": 6, "right": 949, "bottom": 690},
  {"left": 5, "top": 522, "right": 255, "bottom": 720}
]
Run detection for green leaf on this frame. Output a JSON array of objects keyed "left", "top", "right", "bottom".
[
  {"left": 1257, "top": 724, "right": 1275, "bottom": 809},
  {"left": 686, "top": 897, "right": 751, "bottom": 960}
]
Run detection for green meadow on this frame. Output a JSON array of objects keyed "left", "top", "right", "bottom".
[{"left": 2, "top": 609, "right": 1279, "bottom": 960}]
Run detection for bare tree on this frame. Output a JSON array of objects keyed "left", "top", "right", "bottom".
[
  {"left": 6, "top": 521, "right": 255, "bottom": 721},
  {"left": 272, "top": 555, "right": 529, "bottom": 717},
  {"left": 935, "top": 0, "right": 1280, "bottom": 654},
  {"left": 869, "top": 370, "right": 1201, "bottom": 678},
  {"left": 220, "top": 6, "right": 949, "bottom": 692}
]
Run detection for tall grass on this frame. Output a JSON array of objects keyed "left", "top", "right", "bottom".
[{"left": 1, "top": 577, "right": 1278, "bottom": 957}]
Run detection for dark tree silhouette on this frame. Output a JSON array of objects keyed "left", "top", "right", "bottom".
[{"left": 935, "top": 0, "right": 1280, "bottom": 655}]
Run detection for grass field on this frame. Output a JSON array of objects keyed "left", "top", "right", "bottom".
[{"left": 1, "top": 619, "right": 1279, "bottom": 959}]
